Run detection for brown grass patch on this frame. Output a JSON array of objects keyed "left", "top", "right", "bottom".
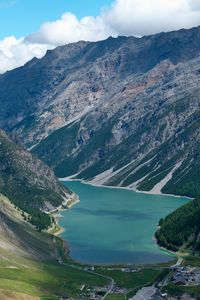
[{"left": 0, "top": 290, "right": 39, "bottom": 300}]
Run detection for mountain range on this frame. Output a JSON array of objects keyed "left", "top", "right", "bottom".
[{"left": 0, "top": 26, "right": 200, "bottom": 198}]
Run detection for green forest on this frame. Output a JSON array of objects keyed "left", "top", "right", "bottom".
[{"left": 156, "top": 197, "right": 200, "bottom": 251}]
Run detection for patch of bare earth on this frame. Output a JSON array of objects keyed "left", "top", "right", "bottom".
[{"left": 0, "top": 290, "right": 39, "bottom": 300}]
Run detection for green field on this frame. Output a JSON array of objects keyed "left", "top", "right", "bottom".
[
  {"left": 97, "top": 268, "right": 162, "bottom": 289},
  {"left": 182, "top": 255, "right": 200, "bottom": 267},
  {"left": 0, "top": 254, "right": 107, "bottom": 299}
]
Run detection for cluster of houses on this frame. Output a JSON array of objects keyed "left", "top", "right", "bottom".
[
  {"left": 78, "top": 283, "right": 129, "bottom": 299},
  {"left": 172, "top": 266, "right": 200, "bottom": 286},
  {"left": 79, "top": 285, "right": 108, "bottom": 299},
  {"left": 111, "top": 284, "right": 128, "bottom": 294},
  {"left": 60, "top": 296, "right": 72, "bottom": 300}
]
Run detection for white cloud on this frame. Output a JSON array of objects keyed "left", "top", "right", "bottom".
[
  {"left": 107, "top": 0, "right": 200, "bottom": 36},
  {"left": 1, "top": 0, "right": 200, "bottom": 73},
  {"left": 0, "top": 36, "right": 50, "bottom": 73},
  {"left": 27, "top": 13, "right": 114, "bottom": 45}
]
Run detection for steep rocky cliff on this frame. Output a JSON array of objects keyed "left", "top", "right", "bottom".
[{"left": 0, "top": 27, "right": 200, "bottom": 197}]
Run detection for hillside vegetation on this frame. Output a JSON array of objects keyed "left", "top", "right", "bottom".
[
  {"left": 0, "top": 195, "right": 57, "bottom": 259},
  {"left": 156, "top": 197, "right": 200, "bottom": 251},
  {"left": 0, "top": 130, "right": 69, "bottom": 230}
]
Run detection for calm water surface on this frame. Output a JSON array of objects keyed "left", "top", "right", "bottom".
[{"left": 60, "top": 181, "right": 189, "bottom": 265}]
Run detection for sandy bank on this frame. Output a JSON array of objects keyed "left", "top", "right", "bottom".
[
  {"left": 59, "top": 176, "right": 192, "bottom": 200},
  {"left": 47, "top": 192, "right": 80, "bottom": 235}
]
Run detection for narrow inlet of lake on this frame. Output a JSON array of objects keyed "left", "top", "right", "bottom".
[{"left": 59, "top": 180, "right": 189, "bottom": 265}]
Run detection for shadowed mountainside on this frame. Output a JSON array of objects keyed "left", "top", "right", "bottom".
[{"left": 0, "top": 130, "right": 70, "bottom": 230}]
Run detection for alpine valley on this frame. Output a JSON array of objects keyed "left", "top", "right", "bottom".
[{"left": 0, "top": 25, "right": 200, "bottom": 300}]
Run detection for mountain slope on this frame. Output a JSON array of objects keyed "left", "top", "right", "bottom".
[
  {"left": 0, "top": 195, "right": 57, "bottom": 259},
  {"left": 0, "top": 130, "right": 70, "bottom": 230},
  {"left": 0, "top": 27, "right": 200, "bottom": 197},
  {"left": 155, "top": 197, "right": 200, "bottom": 252}
]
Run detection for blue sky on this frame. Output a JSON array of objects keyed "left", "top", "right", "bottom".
[{"left": 0, "top": 0, "right": 113, "bottom": 39}]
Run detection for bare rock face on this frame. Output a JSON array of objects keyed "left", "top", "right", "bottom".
[{"left": 0, "top": 27, "right": 200, "bottom": 197}]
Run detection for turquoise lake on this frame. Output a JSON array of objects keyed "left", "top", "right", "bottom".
[{"left": 60, "top": 181, "right": 189, "bottom": 265}]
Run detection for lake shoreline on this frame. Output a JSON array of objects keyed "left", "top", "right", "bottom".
[
  {"left": 56, "top": 179, "right": 189, "bottom": 266},
  {"left": 47, "top": 192, "right": 80, "bottom": 236},
  {"left": 59, "top": 176, "right": 192, "bottom": 200}
]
